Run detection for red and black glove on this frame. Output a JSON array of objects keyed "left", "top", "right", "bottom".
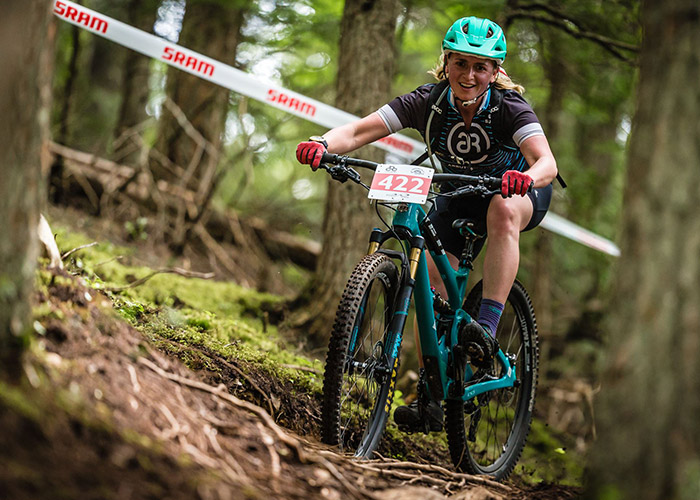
[
  {"left": 296, "top": 139, "right": 327, "bottom": 171},
  {"left": 501, "top": 170, "right": 534, "bottom": 197}
]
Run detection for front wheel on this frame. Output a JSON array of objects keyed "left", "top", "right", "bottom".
[
  {"left": 320, "top": 253, "right": 401, "bottom": 458},
  {"left": 445, "top": 279, "right": 539, "bottom": 481}
]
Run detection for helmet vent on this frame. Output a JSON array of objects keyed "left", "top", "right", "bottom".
[
  {"left": 462, "top": 23, "right": 469, "bottom": 34},
  {"left": 487, "top": 27, "right": 494, "bottom": 38}
]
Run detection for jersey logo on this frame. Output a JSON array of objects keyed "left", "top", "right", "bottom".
[{"left": 446, "top": 122, "right": 490, "bottom": 163}]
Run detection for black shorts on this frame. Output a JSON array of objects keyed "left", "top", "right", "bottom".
[{"left": 426, "top": 184, "right": 553, "bottom": 257}]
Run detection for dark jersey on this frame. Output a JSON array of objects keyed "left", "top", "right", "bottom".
[{"left": 377, "top": 84, "right": 544, "bottom": 177}]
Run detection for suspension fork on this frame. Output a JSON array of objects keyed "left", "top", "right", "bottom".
[
  {"left": 366, "top": 233, "right": 425, "bottom": 381},
  {"left": 383, "top": 235, "right": 424, "bottom": 360}
]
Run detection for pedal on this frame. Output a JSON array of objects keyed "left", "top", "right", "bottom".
[{"left": 465, "top": 341, "right": 485, "bottom": 362}]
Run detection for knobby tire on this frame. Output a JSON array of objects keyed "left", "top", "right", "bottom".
[
  {"left": 320, "top": 253, "right": 400, "bottom": 458},
  {"left": 445, "top": 279, "right": 539, "bottom": 481}
]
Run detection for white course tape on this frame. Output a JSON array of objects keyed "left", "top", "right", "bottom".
[
  {"left": 52, "top": 0, "right": 423, "bottom": 159},
  {"left": 540, "top": 212, "right": 620, "bottom": 257},
  {"left": 52, "top": 0, "right": 621, "bottom": 257}
]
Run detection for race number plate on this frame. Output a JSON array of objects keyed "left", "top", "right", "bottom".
[{"left": 368, "top": 164, "right": 434, "bottom": 204}]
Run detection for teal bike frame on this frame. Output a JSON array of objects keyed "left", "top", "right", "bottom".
[
  {"left": 385, "top": 202, "right": 517, "bottom": 403},
  {"left": 317, "top": 151, "right": 517, "bottom": 405}
]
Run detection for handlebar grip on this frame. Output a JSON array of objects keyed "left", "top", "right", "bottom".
[
  {"left": 485, "top": 177, "right": 502, "bottom": 191},
  {"left": 318, "top": 152, "right": 379, "bottom": 171},
  {"left": 321, "top": 151, "right": 339, "bottom": 164}
]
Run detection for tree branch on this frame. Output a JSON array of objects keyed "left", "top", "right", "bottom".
[
  {"left": 507, "top": 6, "right": 638, "bottom": 63},
  {"left": 106, "top": 267, "right": 215, "bottom": 292},
  {"left": 61, "top": 241, "right": 98, "bottom": 260}
]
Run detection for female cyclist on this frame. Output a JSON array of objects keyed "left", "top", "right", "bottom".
[{"left": 296, "top": 16, "right": 557, "bottom": 432}]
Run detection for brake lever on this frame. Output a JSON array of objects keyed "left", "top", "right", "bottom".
[
  {"left": 323, "top": 164, "right": 361, "bottom": 184},
  {"left": 450, "top": 184, "right": 497, "bottom": 199}
]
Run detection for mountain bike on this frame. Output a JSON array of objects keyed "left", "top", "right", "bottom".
[{"left": 317, "top": 152, "right": 539, "bottom": 481}]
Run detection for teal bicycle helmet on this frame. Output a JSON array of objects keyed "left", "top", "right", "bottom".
[{"left": 442, "top": 17, "right": 507, "bottom": 63}]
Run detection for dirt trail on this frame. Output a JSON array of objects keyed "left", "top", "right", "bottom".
[{"left": 0, "top": 266, "right": 580, "bottom": 500}]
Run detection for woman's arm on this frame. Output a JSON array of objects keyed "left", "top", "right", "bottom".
[
  {"left": 519, "top": 135, "right": 558, "bottom": 188},
  {"left": 321, "top": 112, "right": 391, "bottom": 154}
]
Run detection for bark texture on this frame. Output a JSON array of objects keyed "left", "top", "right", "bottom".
[
  {"left": 152, "top": 0, "right": 246, "bottom": 248},
  {"left": 0, "top": 0, "right": 51, "bottom": 379},
  {"left": 296, "top": 0, "right": 400, "bottom": 344},
  {"left": 113, "top": 0, "right": 160, "bottom": 163},
  {"left": 154, "top": 1, "right": 245, "bottom": 188},
  {"left": 586, "top": 1, "right": 700, "bottom": 498},
  {"left": 532, "top": 25, "right": 568, "bottom": 353}
]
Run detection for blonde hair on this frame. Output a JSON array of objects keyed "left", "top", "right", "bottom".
[{"left": 428, "top": 52, "right": 525, "bottom": 94}]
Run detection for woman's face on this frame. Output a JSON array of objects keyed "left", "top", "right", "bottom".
[{"left": 445, "top": 53, "right": 498, "bottom": 105}]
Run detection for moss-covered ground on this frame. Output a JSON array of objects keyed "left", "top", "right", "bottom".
[{"left": 33, "top": 221, "right": 584, "bottom": 490}]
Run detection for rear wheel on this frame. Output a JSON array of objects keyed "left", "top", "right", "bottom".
[
  {"left": 320, "top": 253, "right": 401, "bottom": 457},
  {"left": 445, "top": 279, "right": 539, "bottom": 480}
]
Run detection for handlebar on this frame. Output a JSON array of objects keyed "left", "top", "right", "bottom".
[{"left": 319, "top": 152, "right": 508, "bottom": 196}]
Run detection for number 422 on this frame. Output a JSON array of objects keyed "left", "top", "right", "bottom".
[{"left": 376, "top": 175, "right": 426, "bottom": 193}]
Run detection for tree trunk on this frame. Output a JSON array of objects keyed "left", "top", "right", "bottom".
[
  {"left": 531, "top": 25, "right": 568, "bottom": 366},
  {"left": 294, "top": 0, "right": 400, "bottom": 345},
  {"left": 153, "top": 0, "right": 246, "bottom": 247},
  {"left": 113, "top": 0, "right": 160, "bottom": 163},
  {"left": 586, "top": 0, "right": 700, "bottom": 498},
  {"left": 0, "top": 0, "right": 51, "bottom": 380},
  {"left": 51, "top": 0, "right": 130, "bottom": 201},
  {"left": 50, "top": 24, "right": 81, "bottom": 204},
  {"left": 155, "top": 1, "right": 245, "bottom": 187}
]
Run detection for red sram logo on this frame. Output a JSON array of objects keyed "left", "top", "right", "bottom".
[
  {"left": 54, "top": 1, "right": 108, "bottom": 34},
  {"left": 162, "top": 47, "right": 215, "bottom": 77},
  {"left": 379, "top": 136, "right": 414, "bottom": 153},
  {"left": 266, "top": 89, "right": 317, "bottom": 117}
]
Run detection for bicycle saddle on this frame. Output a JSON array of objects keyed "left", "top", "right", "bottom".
[
  {"left": 452, "top": 218, "right": 486, "bottom": 237},
  {"left": 451, "top": 218, "right": 477, "bottom": 230}
]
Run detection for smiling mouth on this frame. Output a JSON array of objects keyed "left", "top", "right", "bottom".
[{"left": 459, "top": 83, "right": 476, "bottom": 90}]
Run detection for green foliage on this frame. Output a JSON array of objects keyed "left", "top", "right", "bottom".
[
  {"left": 517, "top": 417, "right": 585, "bottom": 486},
  {"left": 116, "top": 298, "right": 146, "bottom": 323},
  {"left": 124, "top": 218, "right": 149, "bottom": 241}
]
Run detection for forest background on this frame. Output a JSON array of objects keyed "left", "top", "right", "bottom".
[
  {"left": 3, "top": 0, "right": 700, "bottom": 498},
  {"left": 49, "top": 0, "right": 637, "bottom": 377}
]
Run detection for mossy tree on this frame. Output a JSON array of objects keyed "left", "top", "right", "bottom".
[{"left": 0, "top": 0, "right": 51, "bottom": 379}]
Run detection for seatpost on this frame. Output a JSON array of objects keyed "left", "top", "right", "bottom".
[{"left": 459, "top": 238, "right": 476, "bottom": 270}]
